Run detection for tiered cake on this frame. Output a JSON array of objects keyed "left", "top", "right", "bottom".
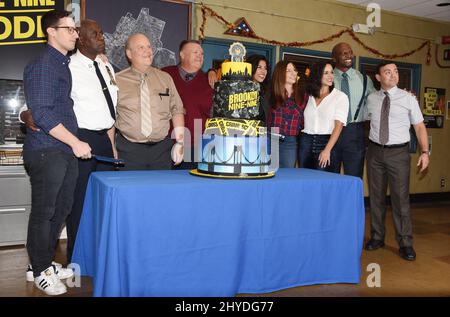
[{"left": 193, "top": 43, "right": 272, "bottom": 178}]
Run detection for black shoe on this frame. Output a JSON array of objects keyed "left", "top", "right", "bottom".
[
  {"left": 399, "top": 247, "right": 416, "bottom": 261},
  {"left": 364, "top": 239, "right": 385, "bottom": 251}
]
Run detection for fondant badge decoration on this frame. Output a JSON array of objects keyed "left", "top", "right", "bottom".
[{"left": 229, "top": 42, "right": 246, "bottom": 62}]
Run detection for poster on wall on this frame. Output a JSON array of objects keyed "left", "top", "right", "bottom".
[
  {"left": 0, "top": 0, "right": 66, "bottom": 80},
  {"left": 423, "top": 87, "right": 445, "bottom": 128}
]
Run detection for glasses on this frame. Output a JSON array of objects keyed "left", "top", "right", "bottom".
[{"left": 53, "top": 26, "right": 79, "bottom": 35}]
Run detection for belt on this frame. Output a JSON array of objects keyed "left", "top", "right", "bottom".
[
  {"left": 346, "top": 122, "right": 364, "bottom": 126},
  {"left": 118, "top": 131, "right": 168, "bottom": 145},
  {"left": 370, "top": 140, "right": 409, "bottom": 148},
  {"left": 79, "top": 128, "right": 108, "bottom": 134}
]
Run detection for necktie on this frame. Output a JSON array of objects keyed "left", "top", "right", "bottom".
[
  {"left": 93, "top": 61, "right": 116, "bottom": 120},
  {"left": 341, "top": 72, "right": 352, "bottom": 124},
  {"left": 185, "top": 73, "right": 194, "bottom": 81},
  {"left": 379, "top": 91, "right": 390, "bottom": 145},
  {"left": 140, "top": 74, "right": 152, "bottom": 137}
]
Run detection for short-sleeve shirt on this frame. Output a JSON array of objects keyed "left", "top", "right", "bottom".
[
  {"left": 70, "top": 51, "right": 118, "bottom": 131},
  {"left": 365, "top": 86, "right": 423, "bottom": 145},
  {"left": 115, "top": 66, "right": 185, "bottom": 143}
]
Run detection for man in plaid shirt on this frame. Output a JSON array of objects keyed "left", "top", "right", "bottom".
[{"left": 23, "top": 10, "right": 91, "bottom": 296}]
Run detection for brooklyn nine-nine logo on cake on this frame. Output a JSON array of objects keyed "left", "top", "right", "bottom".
[
  {"left": 191, "top": 42, "right": 276, "bottom": 179},
  {"left": 212, "top": 43, "right": 260, "bottom": 120}
]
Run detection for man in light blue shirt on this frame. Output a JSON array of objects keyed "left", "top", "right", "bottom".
[
  {"left": 364, "top": 62, "right": 429, "bottom": 262},
  {"left": 332, "top": 42, "right": 375, "bottom": 179}
]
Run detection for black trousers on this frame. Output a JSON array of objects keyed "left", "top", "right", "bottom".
[
  {"left": 23, "top": 148, "right": 78, "bottom": 277},
  {"left": 334, "top": 122, "right": 366, "bottom": 179},
  {"left": 66, "top": 129, "right": 115, "bottom": 263},
  {"left": 116, "top": 132, "right": 173, "bottom": 171},
  {"left": 367, "top": 142, "right": 413, "bottom": 247}
]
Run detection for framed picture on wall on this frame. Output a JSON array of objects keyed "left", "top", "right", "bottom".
[{"left": 81, "top": 0, "right": 191, "bottom": 71}]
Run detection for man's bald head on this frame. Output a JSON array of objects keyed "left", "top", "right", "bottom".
[
  {"left": 78, "top": 19, "right": 96, "bottom": 37},
  {"left": 125, "top": 33, "right": 153, "bottom": 72},
  {"left": 331, "top": 42, "right": 354, "bottom": 72},
  {"left": 76, "top": 19, "right": 105, "bottom": 59}
]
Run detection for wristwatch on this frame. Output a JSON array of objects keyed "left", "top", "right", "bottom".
[{"left": 421, "top": 150, "right": 430, "bottom": 155}]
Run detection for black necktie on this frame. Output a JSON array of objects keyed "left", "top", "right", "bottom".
[{"left": 93, "top": 60, "right": 116, "bottom": 120}]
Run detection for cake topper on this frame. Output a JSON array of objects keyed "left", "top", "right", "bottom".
[{"left": 229, "top": 42, "right": 246, "bottom": 63}]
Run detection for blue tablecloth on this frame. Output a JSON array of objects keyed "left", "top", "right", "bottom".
[{"left": 72, "top": 168, "right": 365, "bottom": 297}]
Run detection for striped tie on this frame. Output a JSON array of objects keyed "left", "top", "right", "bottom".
[
  {"left": 140, "top": 74, "right": 152, "bottom": 137},
  {"left": 341, "top": 72, "right": 352, "bottom": 124}
]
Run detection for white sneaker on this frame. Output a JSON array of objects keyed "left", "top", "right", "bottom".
[
  {"left": 34, "top": 266, "right": 67, "bottom": 296},
  {"left": 26, "top": 261, "right": 73, "bottom": 282}
]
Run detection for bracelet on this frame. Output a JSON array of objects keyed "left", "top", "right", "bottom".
[{"left": 421, "top": 150, "right": 429, "bottom": 155}]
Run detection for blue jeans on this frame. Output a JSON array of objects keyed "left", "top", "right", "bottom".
[
  {"left": 23, "top": 148, "right": 78, "bottom": 277},
  {"left": 279, "top": 135, "right": 298, "bottom": 168},
  {"left": 298, "top": 133, "right": 340, "bottom": 173}
]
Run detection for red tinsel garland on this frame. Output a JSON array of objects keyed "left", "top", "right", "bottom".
[{"left": 199, "top": 3, "right": 432, "bottom": 65}]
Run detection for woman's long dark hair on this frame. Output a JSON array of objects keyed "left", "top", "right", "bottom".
[
  {"left": 305, "top": 61, "right": 334, "bottom": 98},
  {"left": 246, "top": 54, "right": 270, "bottom": 95},
  {"left": 270, "top": 60, "right": 304, "bottom": 109}
]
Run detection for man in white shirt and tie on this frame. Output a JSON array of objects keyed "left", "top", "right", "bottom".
[
  {"left": 364, "top": 62, "right": 429, "bottom": 261},
  {"left": 21, "top": 19, "right": 118, "bottom": 265}
]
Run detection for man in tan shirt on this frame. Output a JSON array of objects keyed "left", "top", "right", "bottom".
[{"left": 115, "top": 33, "right": 185, "bottom": 170}]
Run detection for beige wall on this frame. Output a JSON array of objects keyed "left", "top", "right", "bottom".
[{"left": 194, "top": 0, "right": 450, "bottom": 195}]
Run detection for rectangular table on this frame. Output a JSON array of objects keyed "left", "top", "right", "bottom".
[{"left": 72, "top": 168, "right": 365, "bottom": 297}]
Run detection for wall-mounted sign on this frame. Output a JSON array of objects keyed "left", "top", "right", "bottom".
[
  {"left": 423, "top": 87, "right": 446, "bottom": 128},
  {"left": 0, "top": 0, "right": 65, "bottom": 80},
  {"left": 0, "top": 0, "right": 63, "bottom": 46}
]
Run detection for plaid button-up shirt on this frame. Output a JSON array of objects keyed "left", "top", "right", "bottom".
[
  {"left": 23, "top": 45, "right": 77, "bottom": 153},
  {"left": 270, "top": 97, "right": 306, "bottom": 136}
]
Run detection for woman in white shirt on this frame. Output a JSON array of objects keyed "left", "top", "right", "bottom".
[{"left": 299, "top": 61, "right": 349, "bottom": 173}]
